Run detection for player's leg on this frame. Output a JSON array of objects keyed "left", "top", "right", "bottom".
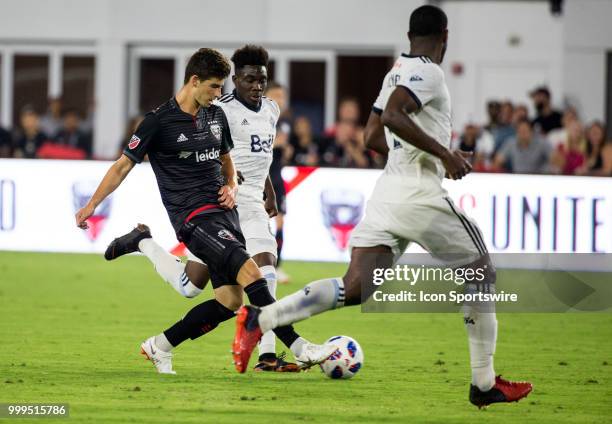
[
  {"left": 274, "top": 213, "right": 290, "bottom": 284},
  {"left": 274, "top": 185, "right": 290, "bottom": 284},
  {"left": 232, "top": 253, "right": 335, "bottom": 370},
  {"left": 412, "top": 196, "right": 531, "bottom": 406},
  {"left": 253, "top": 245, "right": 393, "bottom": 335},
  {"left": 141, "top": 283, "right": 242, "bottom": 374},
  {"left": 240, "top": 205, "right": 297, "bottom": 370},
  {"left": 104, "top": 223, "right": 208, "bottom": 298},
  {"left": 251, "top": 251, "right": 291, "bottom": 371},
  {"left": 233, "top": 200, "right": 400, "bottom": 370}
]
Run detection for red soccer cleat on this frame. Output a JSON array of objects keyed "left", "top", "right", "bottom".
[
  {"left": 469, "top": 375, "right": 533, "bottom": 409},
  {"left": 232, "top": 305, "right": 263, "bottom": 373}
]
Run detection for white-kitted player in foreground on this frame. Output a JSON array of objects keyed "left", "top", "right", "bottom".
[{"left": 233, "top": 5, "right": 533, "bottom": 408}]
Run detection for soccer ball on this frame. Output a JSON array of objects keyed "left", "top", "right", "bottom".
[{"left": 320, "top": 335, "right": 364, "bottom": 379}]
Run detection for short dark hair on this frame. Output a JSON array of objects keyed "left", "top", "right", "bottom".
[
  {"left": 409, "top": 5, "right": 448, "bottom": 37},
  {"left": 184, "top": 48, "right": 231, "bottom": 84},
  {"left": 231, "top": 45, "right": 269, "bottom": 72}
]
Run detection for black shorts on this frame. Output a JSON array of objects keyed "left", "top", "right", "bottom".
[{"left": 178, "top": 208, "right": 250, "bottom": 289}]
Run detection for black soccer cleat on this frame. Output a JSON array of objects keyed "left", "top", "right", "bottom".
[
  {"left": 104, "top": 224, "right": 152, "bottom": 261},
  {"left": 469, "top": 375, "right": 533, "bottom": 409},
  {"left": 253, "top": 352, "right": 300, "bottom": 373}
]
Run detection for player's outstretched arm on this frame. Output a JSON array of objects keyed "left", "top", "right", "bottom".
[
  {"left": 364, "top": 111, "right": 389, "bottom": 156},
  {"left": 381, "top": 87, "right": 471, "bottom": 179},
  {"left": 75, "top": 154, "right": 135, "bottom": 229},
  {"left": 218, "top": 153, "right": 238, "bottom": 209}
]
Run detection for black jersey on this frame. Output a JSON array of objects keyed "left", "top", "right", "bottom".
[{"left": 123, "top": 97, "right": 233, "bottom": 232}]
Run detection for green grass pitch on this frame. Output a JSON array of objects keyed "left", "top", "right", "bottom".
[{"left": 0, "top": 251, "right": 610, "bottom": 423}]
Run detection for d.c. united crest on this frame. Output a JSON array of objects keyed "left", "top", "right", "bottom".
[
  {"left": 320, "top": 189, "right": 364, "bottom": 250},
  {"left": 73, "top": 181, "right": 112, "bottom": 242}
]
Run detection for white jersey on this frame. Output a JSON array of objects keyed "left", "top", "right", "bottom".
[
  {"left": 215, "top": 92, "right": 279, "bottom": 206},
  {"left": 373, "top": 54, "right": 452, "bottom": 187}
]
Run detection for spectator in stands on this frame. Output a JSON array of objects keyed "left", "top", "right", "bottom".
[
  {"left": 578, "top": 121, "right": 612, "bottom": 176},
  {"left": 80, "top": 99, "right": 96, "bottom": 136},
  {"left": 117, "top": 114, "right": 145, "bottom": 159},
  {"left": 494, "top": 119, "right": 551, "bottom": 174},
  {"left": 324, "top": 97, "right": 361, "bottom": 138},
  {"left": 457, "top": 122, "right": 494, "bottom": 171},
  {"left": 290, "top": 116, "right": 319, "bottom": 166},
  {"left": 547, "top": 108, "right": 578, "bottom": 150},
  {"left": 513, "top": 103, "right": 529, "bottom": 125},
  {"left": 550, "top": 120, "right": 586, "bottom": 175},
  {"left": 13, "top": 105, "right": 48, "bottom": 159},
  {"left": 320, "top": 120, "right": 370, "bottom": 168},
  {"left": 0, "top": 124, "right": 11, "bottom": 158},
  {"left": 38, "top": 108, "right": 92, "bottom": 159},
  {"left": 266, "top": 82, "right": 294, "bottom": 165},
  {"left": 39, "top": 97, "right": 63, "bottom": 137},
  {"left": 530, "top": 86, "right": 562, "bottom": 135},
  {"left": 492, "top": 100, "right": 516, "bottom": 152},
  {"left": 484, "top": 100, "right": 501, "bottom": 134}
]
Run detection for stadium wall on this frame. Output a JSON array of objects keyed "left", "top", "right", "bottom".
[{"left": 0, "top": 160, "right": 610, "bottom": 269}]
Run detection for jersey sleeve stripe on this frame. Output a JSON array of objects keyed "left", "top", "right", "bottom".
[
  {"left": 398, "top": 85, "right": 423, "bottom": 109},
  {"left": 372, "top": 105, "right": 383, "bottom": 115}
]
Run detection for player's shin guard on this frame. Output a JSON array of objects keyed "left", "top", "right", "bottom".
[
  {"left": 138, "top": 238, "right": 202, "bottom": 298},
  {"left": 258, "top": 266, "right": 277, "bottom": 358},
  {"left": 258, "top": 278, "right": 345, "bottom": 333},
  {"left": 463, "top": 282, "right": 497, "bottom": 392},
  {"left": 244, "top": 279, "right": 300, "bottom": 353},
  {"left": 163, "top": 299, "right": 234, "bottom": 347}
]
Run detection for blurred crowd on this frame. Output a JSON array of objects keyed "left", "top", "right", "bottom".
[
  {"left": 452, "top": 86, "right": 612, "bottom": 176},
  {"left": 2, "top": 85, "right": 610, "bottom": 177},
  {"left": 0, "top": 97, "right": 93, "bottom": 160}
]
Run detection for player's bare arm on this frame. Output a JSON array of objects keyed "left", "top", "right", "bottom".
[
  {"left": 381, "top": 87, "right": 472, "bottom": 180},
  {"left": 218, "top": 152, "right": 238, "bottom": 209},
  {"left": 75, "top": 154, "right": 135, "bottom": 229},
  {"left": 363, "top": 111, "right": 389, "bottom": 156},
  {"left": 264, "top": 175, "right": 278, "bottom": 218}
]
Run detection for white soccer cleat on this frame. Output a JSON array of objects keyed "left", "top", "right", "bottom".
[
  {"left": 295, "top": 342, "right": 339, "bottom": 370},
  {"left": 140, "top": 337, "right": 176, "bottom": 375}
]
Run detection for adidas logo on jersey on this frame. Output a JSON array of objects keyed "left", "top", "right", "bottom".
[
  {"left": 241, "top": 119, "right": 249, "bottom": 126},
  {"left": 409, "top": 75, "right": 423, "bottom": 82},
  {"left": 177, "top": 133, "right": 189, "bottom": 142}
]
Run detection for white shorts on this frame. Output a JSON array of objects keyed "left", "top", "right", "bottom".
[
  {"left": 349, "top": 182, "right": 487, "bottom": 265},
  {"left": 187, "top": 203, "right": 277, "bottom": 265}
]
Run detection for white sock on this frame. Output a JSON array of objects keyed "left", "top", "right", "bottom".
[
  {"left": 258, "top": 278, "right": 345, "bottom": 333},
  {"left": 463, "top": 285, "right": 497, "bottom": 391},
  {"left": 289, "top": 337, "right": 307, "bottom": 357},
  {"left": 154, "top": 333, "right": 174, "bottom": 352},
  {"left": 138, "top": 238, "right": 202, "bottom": 298},
  {"left": 258, "top": 265, "right": 277, "bottom": 357}
]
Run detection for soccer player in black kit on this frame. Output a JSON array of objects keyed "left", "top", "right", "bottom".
[{"left": 75, "top": 48, "right": 334, "bottom": 374}]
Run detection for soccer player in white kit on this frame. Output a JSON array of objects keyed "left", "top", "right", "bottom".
[
  {"left": 104, "top": 45, "right": 332, "bottom": 372},
  {"left": 234, "top": 6, "right": 533, "bottom": 407}
]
